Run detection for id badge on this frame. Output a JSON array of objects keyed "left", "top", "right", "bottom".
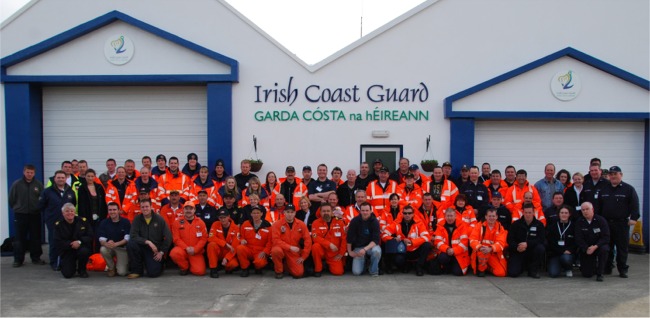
[
  {"left": 558, "top": 240, "right": 565, "bottom": 246},
  {"left": 255, "top": 233, "right": 262, "bottom": 240},
  {"left": 196, "top": 232, "right": 203, "bottom": 237},
  {"left": 530, "top": 227, "right": 537, "bottom": 231},
  {"left": 205, "top": 214, "right": 210, "bottom": 219},
  {"left": 334, "top": 232, "right": 342, "bottom": 237},
  {"left": 593, "top": 228, "right": 601, "bottom": 233},
  {"left": 477, "top": 195, "right": 483, "bottom": 201}
]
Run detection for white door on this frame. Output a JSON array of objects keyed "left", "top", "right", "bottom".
[
  {"left": 474, "top": 120, "right": 645, "bottom": 210},
  {"left": 42, "top": 86, "right": 207, "bottom": 179}
]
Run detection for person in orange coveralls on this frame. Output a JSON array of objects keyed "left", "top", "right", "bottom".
[
  {"left": 469, "top": 208, "right": 508, "bottom": 277},
  {"left": 206, "top": 210, "right": 240, "bottom": 278},
  {"left": 236, "top": 206, "right": 272, "bottom": 277},
  {"left": 432, "top": 208, "right": 471, "bottom": 276},
  {"left": 271, "top": 204, "right": 312, "bottom": 279},
  {"left": 169, "top": 201, "right": 208, "bottom": 276},
  {"left": 310, "top": 204, "right": 347, "bottom": 276}
]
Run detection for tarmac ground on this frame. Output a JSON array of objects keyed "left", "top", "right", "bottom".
[{"left": 1, "top": 248, "right": 648, "bottom": 317}]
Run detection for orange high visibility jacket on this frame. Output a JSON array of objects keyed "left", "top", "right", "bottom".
[
  {"left": 423, "top": 179, "right": 459, "bottom": 211},
  {"left": 382, "top": 218, "right": 431, "bottom": 252},
  {"left": 265, "top": 207, "right": 285, "bottom": 224},
  {"left": 469, "top": 220, "right": 508, "bottom": 274},
  {"left": 208, "top": 219, "right": 240, "bottom": 262},
  {"left": 396, "top": 183, "right": 424, "bottom": 210},
  {"left": 433, "top": 219, "right": 471, "bottom": 274},
  {"left": 239, "top": 220, "right": 273, "bottom": 254},
  {"left": 343, "top": 205, "right": 360, "bottom": 226},
  {"left": 416, "top": 204, "right": 437, "bottom": 233},
  {"left": 158, "top": 170, "right": 191, "bottom": 201},
  {"left": 271, "top": 218, "right": 312, "bottom": 260},
  {"left": 366, "top": 179, "right": 399, "bottom": 217},
  {"left": 511, "top": 205, "right": 547, "bottom": 226},
  {"left": 311, "top": 217, "right": 347, "bottom": 258},
  {"left": 452, "top": 205, "right": 477, "bottom": 228},
  {"left": 160, "top": 204, "right": 183, "bottom": 231},
  {"left": 172, "top": 217, "right": 208, "bottom": 255},
  {"left": 240, "top": 188, "right": 270, "bottom": 209},
  {"left": 262, "top": 183, "right": 281, "bottom": 209},
  {"left": 188, "top": 179, "right": 219, "bottom": 207},
  {"left": 105, "top": 179, "right": 137, "bottom": 213},
  {"left": 279, "top": 180, "right": 309, "bottom": 208},
  {"left": 483, "top": 179, "right": 509, "bottom": 202},
  {"left": 504, "top": 181, "right": 542, "bottom": 214}
]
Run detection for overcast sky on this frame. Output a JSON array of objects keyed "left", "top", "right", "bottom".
[{"left": 1, "top": 0, "right": 425, "bottom": 64}]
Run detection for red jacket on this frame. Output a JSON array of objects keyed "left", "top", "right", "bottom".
[
  {"left": 433, "top": 219, "right": 471, "bottom": 275},
  {"left": 172, "top": 217, "right": 208, "bottom": 255},
  {"left": 160, "top": 204, "right": 183, "bottom": 231}
]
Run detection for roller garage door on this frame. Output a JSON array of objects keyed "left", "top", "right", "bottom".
[
  {"left": 474, "top": 120, "right": 645, "bottom": 210},
  {"left": 43, "top": 86, "right": 207, "bottom": 179}
]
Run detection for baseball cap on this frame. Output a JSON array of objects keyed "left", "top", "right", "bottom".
[
  {"left": 138, "top": 187, "right": 149, "bottom": 194},
  {"left": 302, "top": 165, "right": 312, "bottom": 172},
  {"left": 373, "top": 158, "right": 383, "bottom": 164},
  {"left": 405, "top": 172, "right": 415, "bottom": 178},
  {"left": 156, "top": 154, "right": 166, "bottom": 162},
  {"left": 442, "top": 161, "right": 452, "bottom": 168},
  {"left": 286, "top": 166, "right": 296, "bottom": 172},
  {"left": 183, "top": 201, "right": 195, "bottom": 208},
  {"left": 492, "top": 192, "right": 503, "bottom": 199},
  {"left": 409, "top": 164, "right": 419, "bottom": 171},
  {"left": 379, "top": 166, "right": 390, "bottom": 173},
  {"left": 460, "top": 165, "right": 469, "bottom": 171},
  {"left": 217, "top": 210, "right": 229, "bottom": 218},
  {"left": 608, "top": 166, "right": 622, "bottom": 173},
  {"left": 285, "top": 204, "right": 296, "bottom": 211}
]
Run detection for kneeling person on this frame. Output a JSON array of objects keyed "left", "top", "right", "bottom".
[
  {"left": 236, "top": 207, "right": 272, "bottom": 277},
  {"left": 127, "top": 199, "right": 172, "bottom": 278},
  {"left": 469, "top": 208, "right": 508, "bottom": 277},
  {"left": 507, "top": 203, "right": 546, "bottom": 278},
  {"left": 170, "top": 202, "right": 208, "bottom": 276},
  {"left": 311, "top": 204, "right": 347, "bottom": 276},
  {"left": 347, "top": 202, "right": 382, "bottom": 276},
  {"left": 207, "top": 210, "right": 240, "bottom": 278},
  {"left": 433, "top": 208, "right": 470, "bottom": 276},
  {"left": 54, "top": 203, "right": 93, "bottom": 278},
  {"left": 382, "top": 204, "right": 432, "bottom": 276},
  {"left": 271, "top": 204, "right": 312, "bottom": 279},
  {"left": 98, "top": 202, "right": 131, "bottom": 277}
]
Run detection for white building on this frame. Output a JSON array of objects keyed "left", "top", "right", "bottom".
[{"left": 2, "top": 0, "right": 648, "bottom": 248}]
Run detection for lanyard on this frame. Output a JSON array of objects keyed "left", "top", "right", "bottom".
[{"left": 557, "top": 221, "right": 571, "bottom": 239}]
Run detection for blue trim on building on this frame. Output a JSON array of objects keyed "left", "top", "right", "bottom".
[
  {"left": 445, "top": 47, "right": 649, "bottom": 118},
  {"left": 445, "top": 48, "right": 649, "bottom": 251},
  {"left": 207, "top": 83, "right": 233, "bottom": 176},
  {"left": 2, "top": 11, "right": 239, "bottom": 237},
  {"left": 4, "top": 83, "right": 43, "bottom": 236},
  {"left": 641, "top": 119, "right": 650, "bottom": 253},
  {"left": 448, "top": 119, "right": 474, "bottom": 177},
  {"left": 1, "top": 10, "right": 238, "bottom": 82}
]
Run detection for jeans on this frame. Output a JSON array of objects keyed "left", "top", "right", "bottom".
[
  {"left": 351, "top": 246, "right": 382, "bottom": 276},
  {"left": 547, "top": 253, "right": 574, "bottom": 278}
]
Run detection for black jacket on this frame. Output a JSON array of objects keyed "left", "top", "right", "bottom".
[
  {"left": 546, "top": 219, "right": 576, "bottom": 256},
  {"left": 77, "top": 179, "right": 108, "bottom": 222},
  {"left": 507, "top": 218, "right": 546, "bottom": 253},
  {"left": 575, "top": 214, "right": 610, "bottom": 253},
  {"left": 54, "top": 216, "right": 93, "bottom": 253},
  {"left": 346, "top": 213, "right": 380, "bottom": 249}
]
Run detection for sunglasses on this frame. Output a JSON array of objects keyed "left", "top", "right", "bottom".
[{"left": 403, "top": 212, "right": 414, "bottom": 215}]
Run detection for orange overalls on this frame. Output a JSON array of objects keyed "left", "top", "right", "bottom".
[
  {"left": 159, "top": 204, "right": 183, "bottom": 231},
  {"left": 310, "top": 217, "right": 347, "bottom": 275},
  {"left": 236, "top": 220, "right": 272, "bottom": 270},
  {"left": 469, "top": 220, "right": 508, "bottom": 277},
  {"left": 433, "top": 219, "right": 471, "bottom": 275},
  {"left": 170, "top": 217, "right": 208, "bottom": 275},
  {"left": 271, "top": 218, "right": 312, "bottom": 277},
  {"left": 206, "top": 220, "right": 239, "bottom": 271}
]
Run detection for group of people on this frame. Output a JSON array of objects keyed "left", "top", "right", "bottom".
[{"left": 8, "top": 155, "right": 639, "bottom": 282}]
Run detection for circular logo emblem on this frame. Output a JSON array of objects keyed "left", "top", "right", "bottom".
[
  {"left": 104, "top": 35, "right": 134, "bottom": 65},
  {"left": 551, "top": 70, "right": 581, "bottom": 101}
]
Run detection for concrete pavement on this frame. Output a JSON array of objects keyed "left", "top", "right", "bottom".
[{"left": 1, "top": 252, "right": 648, "bottom": 317}]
